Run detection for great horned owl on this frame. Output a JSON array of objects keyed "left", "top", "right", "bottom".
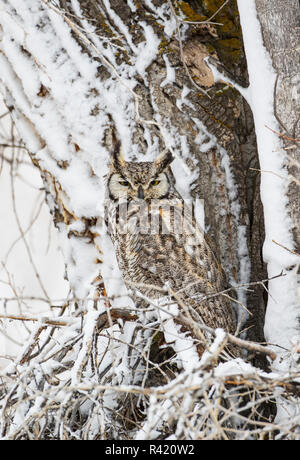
[{"left": 104, "top": 142, "right": 236, "bottom": 339}]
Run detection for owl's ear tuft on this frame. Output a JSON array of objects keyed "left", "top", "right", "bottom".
[
  {"left": 155, "top": 150, "right": 174, "bottom": 174},
  {"left": 111, "top": 140, "right": 125, "bottom": 171}
]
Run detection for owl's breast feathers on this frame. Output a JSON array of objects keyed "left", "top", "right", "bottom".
[{"left": 105, "top": 198, "right": 236, "bottom": 334}]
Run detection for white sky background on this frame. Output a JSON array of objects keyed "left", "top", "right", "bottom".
[{"left": 0, "top": 97, "right": 69, "bottom": 369}]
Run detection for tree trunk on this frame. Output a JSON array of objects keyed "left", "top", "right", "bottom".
[{"left": 255, "top": 0, "right": 300, "bottom": 249}]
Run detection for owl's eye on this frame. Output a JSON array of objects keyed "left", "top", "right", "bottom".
[
  {"left": 119, "top": 180, "right": 129, "bottom": 186},
  {"left": 150, "top": 180, "right": 160, "bottom": 186}
]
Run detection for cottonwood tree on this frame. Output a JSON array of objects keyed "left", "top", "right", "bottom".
[{"left": 0, "top": 0, "right": 299, "bottom": 440}]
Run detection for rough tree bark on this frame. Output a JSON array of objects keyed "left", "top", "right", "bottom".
[
  {"left": 248, "top": 0, "right": 300, "bottom": 353},
  {"left": 0, "top": 0, "right": 267, "bottom": 340}
]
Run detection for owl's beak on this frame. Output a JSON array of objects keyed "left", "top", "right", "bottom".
[{"left": 138, "top": 186, "right": 144, "bottom": 199}]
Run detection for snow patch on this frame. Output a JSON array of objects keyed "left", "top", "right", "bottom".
[{"left": 135, "top": 22, "right": 160, "bottom": 79}]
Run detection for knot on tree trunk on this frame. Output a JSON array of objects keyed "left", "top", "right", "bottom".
[{"left": 183, "top": 41, "right": 216, "bottom": 88}]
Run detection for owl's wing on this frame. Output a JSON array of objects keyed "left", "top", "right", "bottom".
[
  {"left": 150, "top": 200, "right": 236, "bottom": 333},
  {"left": 157, "top": 199, "right": 226, "bottom": 290}
]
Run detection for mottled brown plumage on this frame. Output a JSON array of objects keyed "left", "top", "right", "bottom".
[{"left": 105, "top": 144, "right": 236, "bottom": 338}]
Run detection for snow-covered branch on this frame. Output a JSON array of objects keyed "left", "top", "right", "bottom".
[{"left": 0, "top": 0, "right": 299, "bottom": 440}]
